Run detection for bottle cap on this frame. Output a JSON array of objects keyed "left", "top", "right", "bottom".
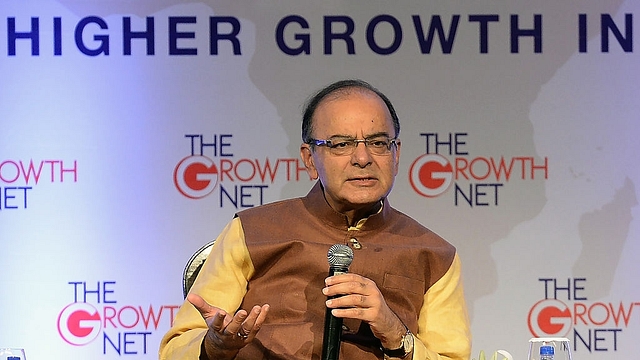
[{"left": 540, "top": 345, "right": 555, "bottom": 355}]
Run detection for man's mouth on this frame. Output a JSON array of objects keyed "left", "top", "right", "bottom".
[{"left": 348, "top": 176, "right": 377, "bottom": 182}]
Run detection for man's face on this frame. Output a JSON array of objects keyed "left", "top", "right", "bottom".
[{"left": 300, "top": 90, "right": 401, "bottom": 214}]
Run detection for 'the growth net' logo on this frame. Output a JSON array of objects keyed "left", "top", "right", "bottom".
[
  {"left": 173, "top": 134, "right": 311, "bottom": 208},
  {"left": 408, "top": 132, "right": 548, "bottom": 206},
  {"left": 57, "top": 281, "right": 179, "bottom": 355},
  {"left": 0, "top": 159, "right": 77, "bottom": 211},
  {"left": 527, "top": 278, "right": 639, "bottom": 353}
]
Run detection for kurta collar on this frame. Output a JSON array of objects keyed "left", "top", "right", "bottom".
[{"left": 302, "top": 181, "right": 391, "bottom": 231}]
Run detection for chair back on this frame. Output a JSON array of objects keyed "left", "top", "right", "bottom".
[{"left": 182, "top": 241, "right": 215, "bottom": 298}]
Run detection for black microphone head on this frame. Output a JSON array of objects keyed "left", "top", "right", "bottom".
[{"left": 327, "top": 244, "right": 354, "bottom": 269}]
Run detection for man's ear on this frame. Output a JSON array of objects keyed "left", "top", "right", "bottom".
[
  {"left": 393, "top": 140, "right": 401, "bottom": 175},
  {"left": 300, "top": 144, "right": 318, "bottom": 180}
]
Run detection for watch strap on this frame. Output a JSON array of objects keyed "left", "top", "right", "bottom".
[{"left": 381, "top": 328, "right": 413, "bottom": 358}]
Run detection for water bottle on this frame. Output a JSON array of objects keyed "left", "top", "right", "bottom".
[{"left": 539, "top": 345, "right": 554, "bottom": 360}]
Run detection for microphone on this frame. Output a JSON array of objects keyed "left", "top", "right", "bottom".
[{"left": 322, "top": 244, "right": 354, "bottom": 360}]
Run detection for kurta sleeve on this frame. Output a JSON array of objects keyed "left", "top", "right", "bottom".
[
  {"left": 159, "top": 217, "right": 254, "bottom": 360},
  {"left": 411, "top": 253, "right": 472, "bottom": 360}
]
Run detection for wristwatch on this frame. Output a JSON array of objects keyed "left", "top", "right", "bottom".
[{"left": 381, "top": 328, "right": 414, "bottom": 358}]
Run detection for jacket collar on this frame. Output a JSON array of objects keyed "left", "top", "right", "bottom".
[{"left": 302, "top": 181, "right": 391, "bottom": 231}]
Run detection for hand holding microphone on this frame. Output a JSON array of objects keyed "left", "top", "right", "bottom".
[
  {"left": 321, "top": 244, "right": 354, "bottom": 360},
  {"left": 322, "top": 245, "right": 411, "bottom": 358}
]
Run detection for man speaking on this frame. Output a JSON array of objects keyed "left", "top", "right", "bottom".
[{"left": 159, "top": 79, "right": 471, "bottom": 360}]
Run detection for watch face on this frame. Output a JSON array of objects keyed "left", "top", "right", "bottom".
[{"left": 403, "top": 331, "right": 414, "bottom": 354}]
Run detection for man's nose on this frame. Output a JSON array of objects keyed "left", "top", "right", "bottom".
[{"left": 351, "top": 141, "right": 373, "bottom": 166}]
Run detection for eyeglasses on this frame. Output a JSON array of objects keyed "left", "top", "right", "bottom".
[{"left": 307, "top": 136, "right": 398, "bottom": 156}]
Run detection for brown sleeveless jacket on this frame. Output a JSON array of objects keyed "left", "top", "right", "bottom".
[{"left": 234, "top": 182, "right": 455, "bottom": 359}]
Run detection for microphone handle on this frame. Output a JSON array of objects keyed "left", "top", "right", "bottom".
[{"left": 321, "top": 266, "right": 348, "bottom": 360}]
